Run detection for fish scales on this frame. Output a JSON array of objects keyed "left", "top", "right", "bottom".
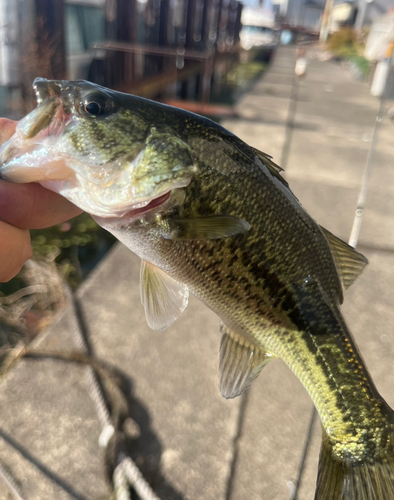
[
  {"left": 0, "top": 78, "right": 393, "bottom": 499},
  {"left": 139, "top": 127, "right": 389, "bottom": 457}
]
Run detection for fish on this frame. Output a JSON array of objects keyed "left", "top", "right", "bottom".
[{"left": 0, "top": 78, "right": 393, "bottom": 499}]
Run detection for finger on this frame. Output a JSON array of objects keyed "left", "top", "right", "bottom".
[
  {"left": 0, "top": 119, "right": 17, "bottom": 145},
  {"left": 0, "top": 181, "right": 82, "bottom": 229},
  {"left": 0, "top": 221, "right": 32, "bottom": 282}
]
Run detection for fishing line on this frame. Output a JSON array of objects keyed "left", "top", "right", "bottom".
[
  {"left": 290, "top": 51, "right": 393, "bottom": 500},
  {"left": 349, "top": 50, "right": 394, "bottom": 248}
]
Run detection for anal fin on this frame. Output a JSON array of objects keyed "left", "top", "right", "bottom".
[{"left": 219, "top": 324, "right": 274, "bottom": 399}]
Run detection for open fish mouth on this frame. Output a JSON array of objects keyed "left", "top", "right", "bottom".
[
  {"left": 0, "top": 77, "right": 197, "bottom": 218},
  {"left": 122, "top": 191, "right": 172, "bottom": 219},
  {"left": 0, "top": 114, "right": 189, "bottom": 217},
  {"left": 0, "top": 85, "right": 73, "bottom": 183},
  {"left": 91, "top": 190, "right": 174, "bottom": 224},
  {"left": 82, "top": 188, "right": 174, "bottom": 220}
]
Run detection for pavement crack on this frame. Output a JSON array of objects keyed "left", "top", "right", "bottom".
[
  {"left": 0, "top": 428, "right": 90, "bottom": 500},
  {"left": 225, "top": 391, "right": 249, "bottom": 500}
]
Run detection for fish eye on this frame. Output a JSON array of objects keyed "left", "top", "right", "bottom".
[{"left": 80, "top": 93, "right": 111, "bottom": 117}]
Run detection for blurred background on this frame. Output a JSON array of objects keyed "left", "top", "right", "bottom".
[
  {"left": 1, "top": 0, "right": 392, "bottom": 117},
  {"left": 0, "top": 1, "right": 394, "bottom": 500}
]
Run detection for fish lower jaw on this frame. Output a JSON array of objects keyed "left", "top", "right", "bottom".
[
  {"left": 92, "top": 190, "right": 172, "bottom": 220},
  {"left": 123, "top": 191, "right": 172, "bottom": 219}
]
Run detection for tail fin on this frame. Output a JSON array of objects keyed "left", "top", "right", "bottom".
[{"left": 315, "top": 431, "right": 394, "bottom": 500}]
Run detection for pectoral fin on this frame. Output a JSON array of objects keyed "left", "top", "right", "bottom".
[
  {"left": 165, "top": 216, "right": 250, "bottom": 240},
  {"left": 320, "top": 226, "right": 368, "bottom": 290},
  {"left": 140, "top": 260, "right": 189, "bottom": 331},
  {"left": 219, "top": 324, "right": 274, "bottom": 399}
]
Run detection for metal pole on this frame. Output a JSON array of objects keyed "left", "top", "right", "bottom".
[
  {"left": 319, "top": 0, "right": 335, "bottom": 42},
  {"left": 201, "top": 53, "right": 215, "bottom": 104},
  {"left": 354, "top": 0, "right": 368, "bottom": 31}
]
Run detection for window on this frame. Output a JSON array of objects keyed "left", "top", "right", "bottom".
[{"left": 65, "top": 4, "right": 105, "bottom": 54}]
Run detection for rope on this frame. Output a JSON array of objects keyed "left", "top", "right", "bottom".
[
  {"left": 121, "top": 457, "right": 161, "bottom": 500},
  {"left": 65, "top": 285, "right": 112, "bottom": 429},
  {"left": 65, "top": 285, "right": 161, "bottom": 500},
  {"left": 0, "top": 460, "right": 26, "bottom": 500},
  {"left": 113, "top": 463, "right": 132, "bottom": 500},
  {"left": 0, "top": 286, "right": 161, "bottom": 500}
]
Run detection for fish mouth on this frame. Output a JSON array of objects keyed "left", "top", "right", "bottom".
[
  {"left": 0, "top": 85, "right": 73, "bottom": 183},
  {"left": 0, "top": 77, "right": 194, "bottom": 219},
  {"left": 92, "top": 190, "right": 173, "bottom": 225},
  {"left": 122, "top": 191, "right": 172, "bottom": 219},
  {"left": 34, "top": 77, "right": 63, "bottom": 103}
]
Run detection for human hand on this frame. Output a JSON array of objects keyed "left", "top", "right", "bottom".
[{"left": 0, "top": 118, "right": 82, "bottom": 282}]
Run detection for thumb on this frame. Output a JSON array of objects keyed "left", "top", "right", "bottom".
[
  {"left": 0, "top": 118, "right": 17, "bottom": 146},
  {"left": 0, "top": 221, "right": 32, "bottom": 282}
]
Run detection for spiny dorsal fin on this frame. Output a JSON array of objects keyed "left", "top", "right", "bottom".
[
  {"left": 253, "top": 148, "right": 290, "bottom": 190},
  {"left": 140, "top": 260, "right": 189, "bottom": 331},
  {"left": 219, "top": 324, "right": 274, "bottom": 399},
  {"left": 320, "top": 226, "right": 368, "bottom": 290},
  {"left": 165, "top": 216, "right": 250, "bottom": 240}
]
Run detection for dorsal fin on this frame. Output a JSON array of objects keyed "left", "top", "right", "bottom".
[
  {"left": 219, "top": 324, "right": 274, "bottom": 399},
  {"left": 253, "top": 148, "right": 290, "bottom": 190},
  {"left": 320, "top": 226, "right": 368, "bottom": 290}
]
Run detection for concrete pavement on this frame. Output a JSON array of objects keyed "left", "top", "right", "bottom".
[{"left": 1, "top": 46, "right": 393, "bottom": 500}]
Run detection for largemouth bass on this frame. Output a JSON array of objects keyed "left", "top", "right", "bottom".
[{"left": 1, "top": 78, "right": 393, "bottom": 499}]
